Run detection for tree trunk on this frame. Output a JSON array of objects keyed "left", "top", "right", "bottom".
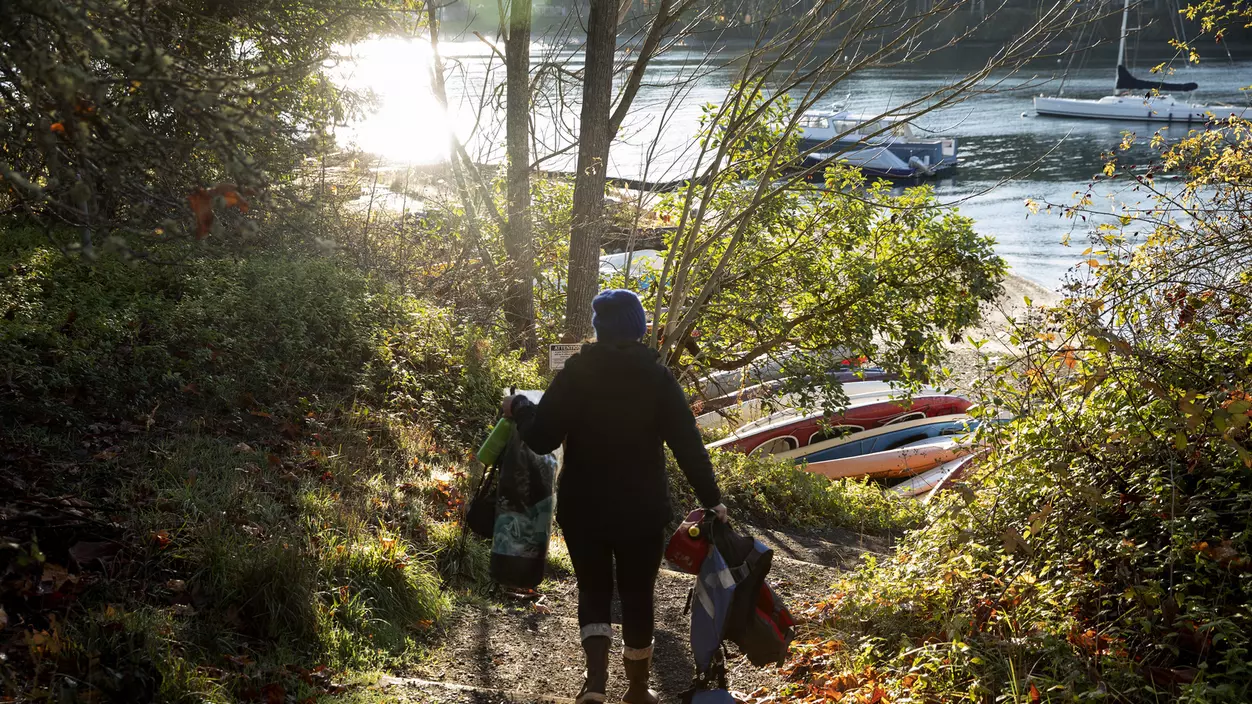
[
  {"left": 563, "top": 0, "right": 618, "bottom": 341},
  {"left": 504, "top": 0, "right": 537, "bottom": 355}
]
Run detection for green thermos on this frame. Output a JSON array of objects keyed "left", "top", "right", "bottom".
[{"left": 476, "top": 417, "right": 514, "bottom": 466}]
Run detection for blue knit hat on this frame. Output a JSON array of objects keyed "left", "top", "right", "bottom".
[{"left": 592, "top": 289, "right": 648, "bottom": 343}]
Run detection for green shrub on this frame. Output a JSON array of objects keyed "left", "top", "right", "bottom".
[
  {"left": 0, "top": 223, "right": 381, "bottom": 426},
  {"left": 670, "top": 450, "right": 924, "bottom": 534},
  {"left": 0, "top": 221, "right": 539, "bottom": 452},
  {"left": 780, "top": 124, "right": 1252, "bottom": 703}
]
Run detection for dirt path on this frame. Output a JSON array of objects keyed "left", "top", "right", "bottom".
[{"left": 380, "top": 525, "right": 889, "bottom": 703}]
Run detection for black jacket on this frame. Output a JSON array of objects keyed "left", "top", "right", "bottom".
[{"left": 511, "top": 341, "right": 721, "bottom": 535}]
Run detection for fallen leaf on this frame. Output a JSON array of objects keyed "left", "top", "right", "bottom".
[
  {"left": 40, "top": 563, "right": 75, "bottom": 592},
  {"left": 261, "top": 682, "right": 285, "bottom": 704},
  {"left": 152, "top": 530, "right": 172, "bottom": 549},
  {"left": 69, "top": 541, "right": 122, "bottom": 569},
  {"left": 234, "top": 442, "right": 254, "bottom": 453},
  {"left": 1029, "top": 682, "right": 1041, "bottom": 703},
  {"left": 188, "top": 183, "right": 253, "bottom": 238},
  {"left": 50, "top": 122, "right": 66, "bottom": 134},
  {"left": 165, "top": 579, "right": 186, "bottom": 593},
  {"left": 92, "top": 447, "right": 121, "bottom": 461},
  {"left": 0, "top": 606, "right": 8, "bottom": 630}
]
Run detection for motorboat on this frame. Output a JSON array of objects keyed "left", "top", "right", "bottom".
[
  {"left": 1034, "top": 0, "right": 1250, "bottom": 122},
  {"left": 796, "top": 110, "right": 958, "bottom": 178}
]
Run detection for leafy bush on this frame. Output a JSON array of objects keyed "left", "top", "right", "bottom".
[{"left": 769, "top": 121, "right": 1252, "bottom": 703}]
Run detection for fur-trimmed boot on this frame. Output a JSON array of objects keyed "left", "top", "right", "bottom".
[
  {"left": 621, "top": 643, "right": 659, "bottom": 704},
  {"left": 576, "top": 626, "right": 611, "bottom": 704}
]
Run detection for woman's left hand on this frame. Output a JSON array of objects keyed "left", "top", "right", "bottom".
[{"left": 710, "top": 503, "right": 729, "bottom": 522}]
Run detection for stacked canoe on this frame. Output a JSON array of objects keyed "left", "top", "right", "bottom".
[{"left": 701, "top": 381, "right": 987, "bottom": 499}]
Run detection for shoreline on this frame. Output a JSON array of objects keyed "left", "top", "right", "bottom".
[{"left": 943, "top": 271, "right": 1060, "bottom": 390}]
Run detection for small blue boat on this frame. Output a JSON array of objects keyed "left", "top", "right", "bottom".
[{"left": 796, "top": 111, "right": 958, "bottom": 179}]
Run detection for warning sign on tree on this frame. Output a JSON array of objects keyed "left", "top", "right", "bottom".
[{"left": 548, "top": 344, "right": 583, "bottom": 371}]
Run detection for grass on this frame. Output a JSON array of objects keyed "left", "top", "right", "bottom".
[
  {"left": 0, "top": 222, "right": 538, "bottom": 702},
  {"left": 670, "top": 450, "right": 925, "bottom": 536}
]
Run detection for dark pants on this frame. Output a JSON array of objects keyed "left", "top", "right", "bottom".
[{"left": 564, "top": 529, "right": 665, "bottom": 650}]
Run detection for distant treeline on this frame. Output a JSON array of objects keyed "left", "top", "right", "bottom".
[{"left": 435, "top": 0, "right": 1252, "bottom": 51}]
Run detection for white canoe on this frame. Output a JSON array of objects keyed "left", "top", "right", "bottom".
[
  {"left": 695, "top": 381, "right": 926, "bottom": 431},
  {"left": 891, "top": 453, "right": 978, "bottom": 498},
  {"left": 727, "top": 385, "right": 954, "bottom": 434}
]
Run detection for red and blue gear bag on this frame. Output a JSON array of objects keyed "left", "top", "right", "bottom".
[{"left": 678, "top": 513, "right": 796, "bottom": 702}]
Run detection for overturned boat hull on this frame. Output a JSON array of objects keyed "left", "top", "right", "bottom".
[
  {"left": 802, "top": 436, "right": 971, "bottom": 481},
  {"left": 775, "top": 413, "right": 977, "bottom": 463},
  {"left": 891, "top": 453, "right": 979, "bottom": 498},
  {"left": 697, "top": 381, "right": 945, "bottom": 432},
  {"left": 705, "top": 395, "right": 971, "bottom": 456}
]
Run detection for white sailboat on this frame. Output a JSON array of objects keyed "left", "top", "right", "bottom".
[{"left": 1034, "top": 0, "right": 1249, "bottom": 122}]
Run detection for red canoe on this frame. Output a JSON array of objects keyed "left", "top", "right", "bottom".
[{"left": 705, "top": 394, "right": 972, "bottom": 456}]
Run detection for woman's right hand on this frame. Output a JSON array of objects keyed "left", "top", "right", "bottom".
[{"left": 710, "top": 503, "right": 729, "bottom": 522}]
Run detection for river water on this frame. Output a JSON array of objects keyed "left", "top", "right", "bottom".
[{"left": 338, "top": 38, "right": 1252, "bottom": 289}]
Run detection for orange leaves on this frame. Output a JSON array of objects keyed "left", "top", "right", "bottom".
[
  {"left": 1193, "top": 539, "right": 1252, "bottom": 572},
  {"left": 188, "top": 183, "right": 255, "bottom": 239},
  {"left": 1067, "top": 627, "right": 1121, "bottom": 656},
  {"left": 151, "top": 529, "right": 172, "bottom": 549},
  {"left": 771, "top": 642, "right": 894, "bottom": 704},
  {"left": 1029, "top": 682, "right": 1041, "bottom": 703},
  {"left": 429, "top": 477, "right": 465, "bottom": 519},
  {"left": 49, "top": 122, "right": 66, "bottom": 134},
  {"left": 1058, "top": 346, "right": 1078, "bottom": 369},
  {"left": 261, "top": 682, "right": 285, "bottom": 704}
]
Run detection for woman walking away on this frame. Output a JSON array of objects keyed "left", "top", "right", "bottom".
[{"left": 504, "top": 289, "right": 727, "bottom": 704}]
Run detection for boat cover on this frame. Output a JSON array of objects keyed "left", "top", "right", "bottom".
[{"left": 1116, "top": 65, "right": 1198, "bottom": 93}]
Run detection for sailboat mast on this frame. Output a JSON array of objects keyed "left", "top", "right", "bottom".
[{"left": 1116, "top": 0, "right": 1131, "bottom": 70}]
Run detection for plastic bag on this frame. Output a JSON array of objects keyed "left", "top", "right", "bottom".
[{"left": 490, "top": 429, "right": 557, "bottom": 589}]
